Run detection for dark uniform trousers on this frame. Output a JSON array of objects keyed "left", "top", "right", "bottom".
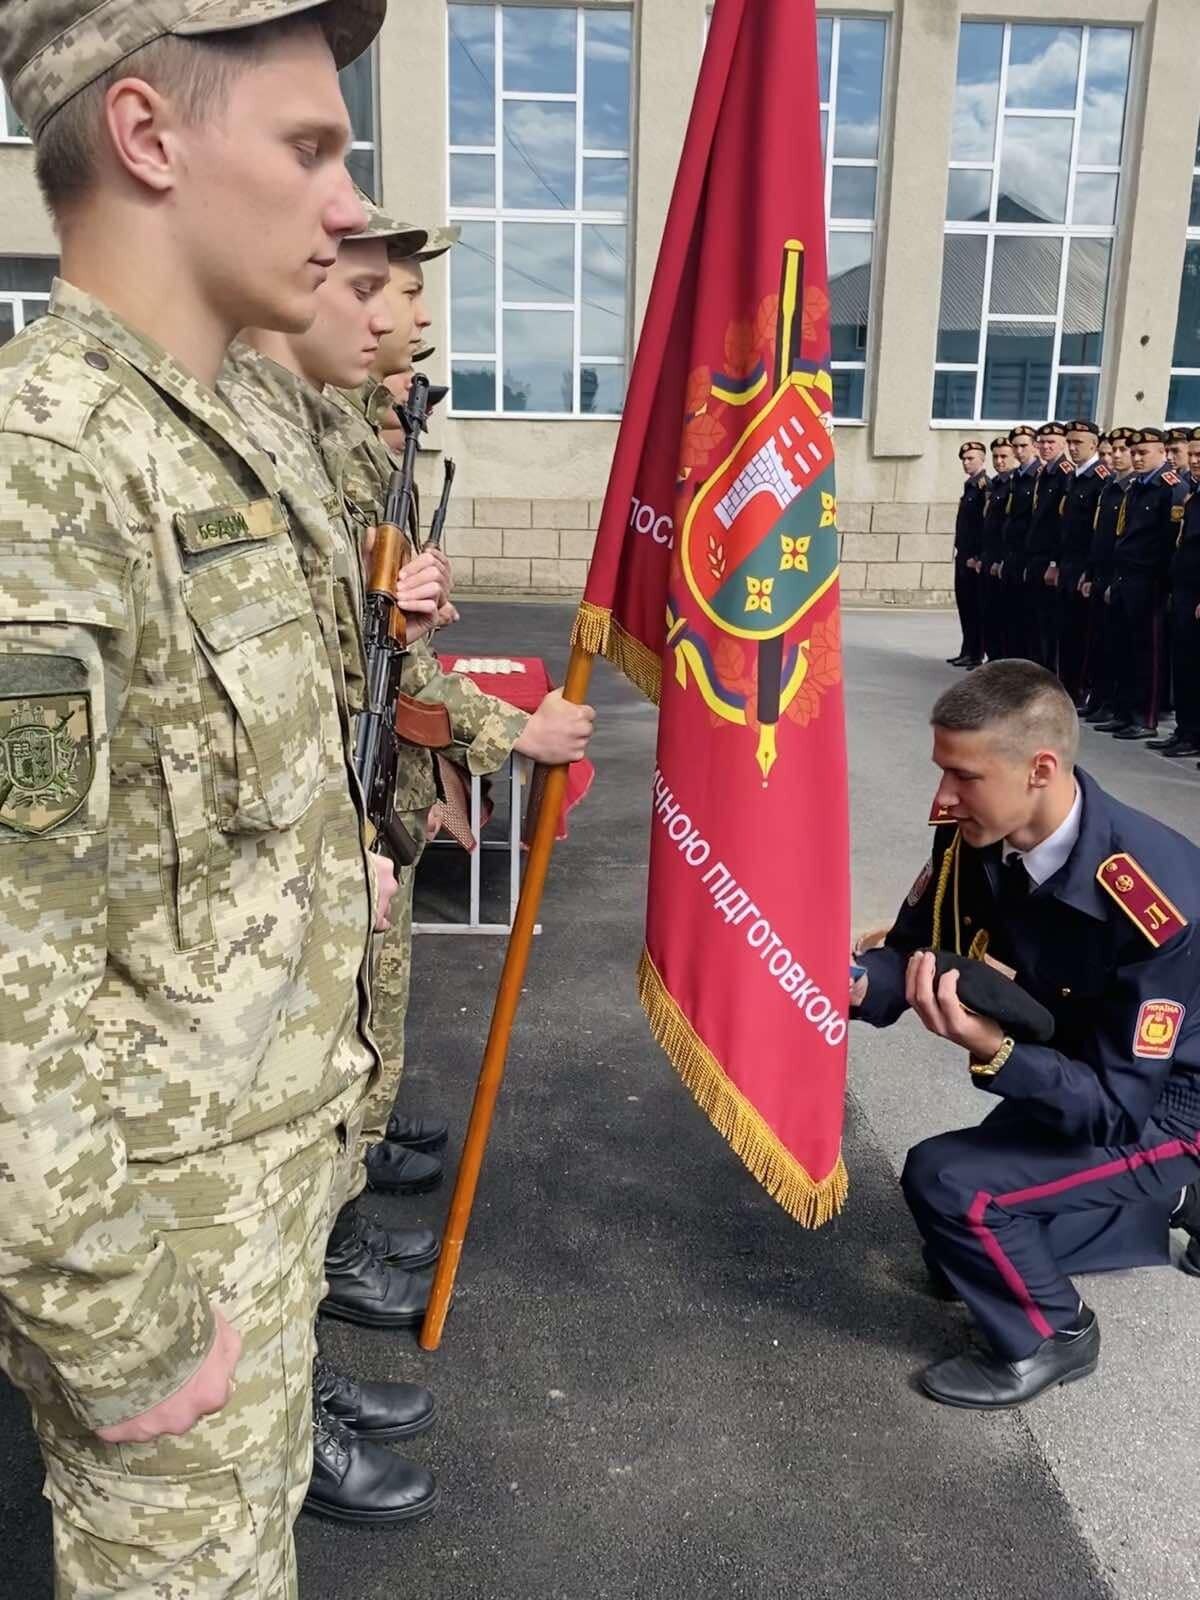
[
  {"left": 1108, "top": 464, "right": 1185, "bottom": 729},
  {"left": 1057, "top": 462, "right": 1108, "bottom": 705},
  {"left": 856, "top": 768, "right": 1200, "bottom": 1362},
  {"left": 1024, "top": 461, "right": 1071, "bottom": 672},
  {"left": 1170, "top": 493, "right": 1200, "bottom": 741},
  {"left": 1000, "top": 463, "right": 1038, "bottom": 660},
  {"left": 979, "top": 472, "right": 1011, "bottom": 663},
  {"left": 954, "top": 470, "right": 988, "bottom": 662}
]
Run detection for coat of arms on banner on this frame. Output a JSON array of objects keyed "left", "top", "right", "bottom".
[{"left": 667, "top": 240, "right": 842, "bottom": 780}]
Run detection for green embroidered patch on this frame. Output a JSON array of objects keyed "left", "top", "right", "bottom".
[
  {"left": 0, "top": 691, "right": 94, "bottom": 834},
  {"left": 173, "top": 496, "right": 285, "bottom": 553}
]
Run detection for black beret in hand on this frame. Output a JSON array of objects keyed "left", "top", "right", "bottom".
[{"left": 932, "top": 953, "right": 1055, "bottom": 1044}]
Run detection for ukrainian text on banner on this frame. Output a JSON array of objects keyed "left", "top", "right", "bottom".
[{"left": 572, "top": 0, "right": 850, "bottom": 1224}]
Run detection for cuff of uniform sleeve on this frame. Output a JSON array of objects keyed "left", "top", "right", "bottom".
[
  {"left": 461, "top": 709, "right": 531, "bottom": 777},
  {"left": 64, "top": 1269, "right": 217, "bottom": 1433},
  {"left": 972, "top": 1039, "right": 1037, "bottom": 1098}
]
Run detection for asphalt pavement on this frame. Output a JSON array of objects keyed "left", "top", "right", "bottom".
[{"left": 3, "top": 602, "right": 1196, "bottom": 1599}]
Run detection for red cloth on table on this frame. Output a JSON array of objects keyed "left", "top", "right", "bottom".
[{"left": 437, "top": 654, "right": 594, "bottom": 840}]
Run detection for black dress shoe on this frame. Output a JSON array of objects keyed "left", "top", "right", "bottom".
[
  {"left": 1094, "top": 718, "right": 1130, "bottom": 733},
  {"left": 357, "top": 1211, "right": 440, "bottom": 1270},
  {"left": 365, "top": 1140, "right": 443, "bottom": 1195},
  {"left": 1162, "top": 739, "right": 1200, "bottom": 759},
  {"left": 314, "top": 1354, "right": 435, "bottom": 1441},
  {"left": 304, "top": 1395, "right": 439, "bottom": 1526},
  {"left": 323, "top": 1208, "right": 432, "bottom": 1329},
  {"left": 385, "top": 1111, "right": 449, "bottom": 1154},
  {"left": 946, "top": 654, "right": 969, "bottom": 667},
  {"left": 1171, "top": 1181, "right": 1200, "bottom": 1274},
  {"left": 1146, "top": 734, "right": 1181, "bottom": 752},
  {"left": 1082, "top": 704, "right": 1115, "bottom": 724},
  {"left": 920, "top": 1309, "right": 1099, "bottom": 1409},
  {"left": 1113, "top": 724, "right": 1157, "bottom": 740}
]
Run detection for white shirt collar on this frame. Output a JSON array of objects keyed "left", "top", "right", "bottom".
[{"left": 1003, "top": 782, "right": 1082, "bottom": 887}]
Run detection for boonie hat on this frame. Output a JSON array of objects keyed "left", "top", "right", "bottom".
[
  {"left": 415, "top": 225, "right": 462, "bottom": 263},
  {"left": 2, "top": 0, "right": 385, "bottom": 137}
]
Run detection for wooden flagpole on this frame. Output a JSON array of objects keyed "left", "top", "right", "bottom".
[{"left": 419, "top": 642, "right": 596, "bottom": 1350}]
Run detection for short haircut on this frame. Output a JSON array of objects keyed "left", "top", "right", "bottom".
[
  {"left": 35, "top": 19, "right": 316, "bottom": 214},
  {"left": 931, "top": 660, "right": 1079, "bottom": 768}
]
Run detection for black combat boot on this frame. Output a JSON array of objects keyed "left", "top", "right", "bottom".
[
  {"left": 322, "top": 1206, "right": 432, "bottom": 1329},
  {"left": 364, "top": 1139, "right": 443, "bottom": 1195},
  {"left": 313, "top": 1354, "right": 435, "bottom": 1441},
  {"left": 304, "top": 1390, "right": 438, "bottom": 1527},
  {"left": 385, "top": 1110, "right": 449, "bottom": 1153}
]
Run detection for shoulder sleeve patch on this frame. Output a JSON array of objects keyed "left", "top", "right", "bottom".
[
  {"left": 0, "top": 655, "right": 94, "bottom": 836},
  {"left": 1097, "top": 853, "right": 1189, "bottom": 948},
  {"left": 907, "top": 858, "right": 933, "bottom": 907}
]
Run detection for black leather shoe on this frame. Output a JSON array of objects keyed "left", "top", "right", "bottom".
[
  {"left": 1094, "top": 718, "right": 1130, "bottom": 733},
  {"left": 304, "top": 1396, "right": 439, "bottom": 1526},
  {"left": 1182, "top": 1238, "right": 1200, "bottom": 1278},
  {"left": 920, "top": 1310, "right": 1099, "bottom": 1409},
  {"left": 323, "top": 1209, "right": 432, "bottom": 1329},
  {"left": 946, "top": 653, "right": 970, "bottom": 667},
  {"left": 357, "top": 1210, "right": 440, "bottom": 1270},
  {"left": 1113, "top": 724, "right": 1157, "bottom": 740},
  {"left": 1082, "top": 704, "right": 1114, "bottom": 724},
  {"left": 385, "top": 1111, "right": 449, "bottom": 1154},
  {"left": 365, "top": 1140, "right": 443, "bottom": 1195},
  {"left": 314, "top": 1354, "right": 434, "bottom": 1441},
  {"left": 1162, "top": 739, "right": 1200, "bottom": 759}
]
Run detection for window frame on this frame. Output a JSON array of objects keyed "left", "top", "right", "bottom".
[
  {"left": 446, "top": 2, "right": 633, "bottom": 421},
  {"left": 1167, "top": 132, "right": 1200, "bottom": 422},
  {"left": 1, "top": 90, "right": 29, "bottom": 143},
  {"left": 819, "top": 12, "right": 890, "bottom": 429},
  {"left": 0, "top": 257, "right": 58, "bottom": 345},
  {"left": 340, "top": 48, "right": 380, "bottom": 198},
  {"left": 931, "top": 21, "right": 1132, "bottom": 429}
]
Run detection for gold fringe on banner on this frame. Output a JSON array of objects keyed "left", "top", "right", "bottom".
[
  {"left": 571, "top": 603, "right": 663, "bottom": 706},
  {"left": 637, "top": 948, "right": 849, "bottom": 1227}
]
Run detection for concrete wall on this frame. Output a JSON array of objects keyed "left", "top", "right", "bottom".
[{"left": 1, "top": 0, "right": 1191, "bottom": 608}]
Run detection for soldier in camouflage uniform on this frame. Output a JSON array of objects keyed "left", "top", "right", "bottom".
[
  {"left": 0, "top": 4, "right": 447, "bottom": 1594},
  {"left": 230, "top": 199, "right": 594, "bottom": 1209}
]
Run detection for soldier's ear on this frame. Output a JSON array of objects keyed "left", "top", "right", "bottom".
[
  {"left": 104, "top": 77, "right": 178, "bottom": 196},
  {"left": 1028, "top": 750, "right": 1058, "bottom": 789}
]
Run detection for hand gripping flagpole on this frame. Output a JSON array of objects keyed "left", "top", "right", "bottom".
[
  {"left": 755, "top": 239, "right": 806, "bottom": 782},
  {"left": 419, "top": 643, "right": 595, "bottom": 1350}
]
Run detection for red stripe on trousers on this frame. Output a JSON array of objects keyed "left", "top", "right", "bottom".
[{"left": 966, "top": 1137, "right": 1195, "bottom": 1342}]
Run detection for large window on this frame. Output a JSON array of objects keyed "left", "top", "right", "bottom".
[
  {"left": 932, "top": 23, "right": 1132, "bottom": 425},
  {"left": 0, "top": 258, "right": 56, "bottom": 347},
  {"left": 1, "top": 90, "right": 27, "bottom": 141},
  {"left": 340, "top": 49, "right": 378, "bottom": 197},
  {"left": 446, "top": 3, "right": 632, "bottom": 417},
  {"left": 1167, "top": 125, "right": 1200, "bottom": 422},
  {"left": 817, "top": 15, "right": 887, "bottom": 423}
]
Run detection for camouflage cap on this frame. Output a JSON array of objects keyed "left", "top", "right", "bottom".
[
  {"left": 414, "top": 224, "right": 462, "bottom": 263},
  {"left": 347, "top": 190, "right": 428, "bottom": 259},
  {"left": 2, "top": 0, "right": 385, "bottom": 138}
]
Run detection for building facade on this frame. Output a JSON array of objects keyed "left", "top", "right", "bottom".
[{"left": 2, "top": 0, "right": 1197, "bottom": 604}]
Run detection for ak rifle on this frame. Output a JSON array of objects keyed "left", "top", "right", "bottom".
[{"left": 354, "top": 375, "right": 451, "bottom": 866}]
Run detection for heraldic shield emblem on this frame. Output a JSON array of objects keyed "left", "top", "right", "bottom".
[{"left": 0, "top": 693, "right": 94, "bottom": 834}]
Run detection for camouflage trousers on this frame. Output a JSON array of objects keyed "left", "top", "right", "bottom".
[
  {"left": 0, "top": 1144, "right": 336, "bottom": 1599},
  {"left": 337, "top": 862, "right": 416, "bottom": 1214}
]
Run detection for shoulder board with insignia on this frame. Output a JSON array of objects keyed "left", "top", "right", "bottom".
[
  {"left": 1097, "top": 853, "right": 1189, "bottom": 948},
  {"left": 1164, "top": 470, "right": 1180, "bottom": 485},
  {"left": 1059, "top": 458, "right": 1074, "bottom": 474},
  {"left": 1095, "top": 464, "right": 1110, "bottom": 477},
  {"left": 929, "top": 798, "right": 956, "bottom": 826}
]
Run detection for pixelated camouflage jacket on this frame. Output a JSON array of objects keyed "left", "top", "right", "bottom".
[
  {"left": 218, "top": 341, "right": 371, "bottom": 717},
  {"left": 320, "top": 382, "right": 530, "bottom": 818},
  {"left": 0, "top": 283, "right": 378, "bottom": 1430}
]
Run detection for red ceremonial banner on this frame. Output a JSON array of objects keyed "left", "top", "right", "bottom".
[{"left": 572, "top": 0, "right": 850, "bottom": 1224}]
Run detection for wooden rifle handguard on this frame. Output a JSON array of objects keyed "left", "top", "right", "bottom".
[
  {"left": 366, "top": 519, "right": 412, "bottom": 648},
  {"left": 393, "top": 694, "right": 453, "bottom": 749}
]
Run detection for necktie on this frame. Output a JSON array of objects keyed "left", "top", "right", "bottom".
[{"left": 999, "top": 853, "right": 1031, "bottom": 915}]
